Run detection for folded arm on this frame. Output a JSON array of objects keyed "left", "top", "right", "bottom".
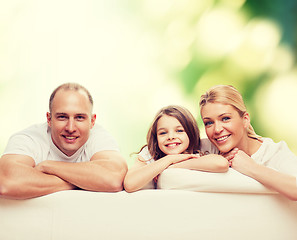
[
  {"left": 124, "top": 154, "right": 197, "bottom": 193},
  {"left": 168, "top": 154, "right": 229, "bottom": 172},
  {"left": 230, "top": 150, "right": 297, "bottom": 201},
  {"left": 0, "top": 154, "right": 76, "bottom": 200},
  {"left": 36, "top": 150, "right": 127, "bottom": 192}
]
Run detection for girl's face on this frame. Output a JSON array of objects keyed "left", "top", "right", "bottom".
[
  {"left": 201, "top": 102, "right": 249, "bottom": 153},
  {"left": 156, "top": 115, "right": 190, "bottom": 155}
]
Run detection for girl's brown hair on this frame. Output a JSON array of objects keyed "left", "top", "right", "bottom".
[{"left": 143, "top": 105, "right": 200, "bottom": 160}]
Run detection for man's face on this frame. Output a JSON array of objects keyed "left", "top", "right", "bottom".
[{"left": 47, "top": 89, "right": 96, "bottom": 156}]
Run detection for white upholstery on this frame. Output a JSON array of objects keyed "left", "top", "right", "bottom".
[
  {"left": 1, "top": 188, "right": 297, "bottom": 240},
  {"left": 157, "top": 168, "right": 278, "bottom": 194}
]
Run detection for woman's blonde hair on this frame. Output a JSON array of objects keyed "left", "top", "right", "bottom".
[
  {"left": 199, "top": 85, "right": 260, "bottom": 140},
  {"left": 141, "top": 105, "right": 200, "bottom": 160}
]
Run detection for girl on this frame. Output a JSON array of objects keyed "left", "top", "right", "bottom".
[
  {"left": 199, "top": 85, "right": 297, "bottom": 200},
  {"left": 124, "top": 105, "right": 229, "bottom": 193}
]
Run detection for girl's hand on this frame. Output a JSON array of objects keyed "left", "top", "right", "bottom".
[{"left": 164, "top": 154, "right": 199, "bottom": 165}]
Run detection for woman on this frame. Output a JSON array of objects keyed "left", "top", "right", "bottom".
[{"left": 199, "top": 85, "right": 297, "bottom": 201}]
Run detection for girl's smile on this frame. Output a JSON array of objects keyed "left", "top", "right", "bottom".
[{"left": 156, "top": 115, "right": 190, "bottom": 155}]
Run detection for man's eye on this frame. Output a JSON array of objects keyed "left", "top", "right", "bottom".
[
  {"left": 57, "top": 116, "right": 67, "bottom": 120},
  {"left": 76, "top": 116, "right": 85, "bottom": 121}
]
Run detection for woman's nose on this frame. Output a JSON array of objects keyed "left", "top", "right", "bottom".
[{"left": 214, "top": 122, "right": 223, "bottom": 134}]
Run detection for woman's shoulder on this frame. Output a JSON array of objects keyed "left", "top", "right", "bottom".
[{"left": 253, "top": 137, "right": 296, "bottom": 161}]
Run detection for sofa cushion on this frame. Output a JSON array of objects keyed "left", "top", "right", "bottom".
[{"left": 157, "top": 168, "right": 277, "bottom": 194}]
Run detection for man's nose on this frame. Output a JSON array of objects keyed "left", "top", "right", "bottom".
[{"left": 65, "top": 118, "right": 76, "bottom": 133}]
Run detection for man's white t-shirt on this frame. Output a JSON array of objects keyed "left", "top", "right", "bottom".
[{"left": 3, "top": 123, "right": 119, "bottom": 165}]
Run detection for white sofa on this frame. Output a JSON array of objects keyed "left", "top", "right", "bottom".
[{"left": 1, "top": 168, "right": 297, "bottom": 240}]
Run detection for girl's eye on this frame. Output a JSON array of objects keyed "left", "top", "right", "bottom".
[
  {"left": 158, "top": 131, "right": 167, "bottom": 135},
  {"left": 177, "top": 129, "right": 184, "bottom": 133}
]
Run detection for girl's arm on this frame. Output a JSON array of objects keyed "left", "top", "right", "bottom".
[
  {"left": 168, "top": 154, "right": 229, "bottom": 173},
  {"left": 124, "top": 154, "right": 196, "bottom": 193},
  {"left": 230, "top": 150, "right": 297, "bottom": 201}
]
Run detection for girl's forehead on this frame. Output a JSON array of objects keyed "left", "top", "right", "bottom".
[{"left": 157, "top": 115, "right": 182, "bottom": 127}]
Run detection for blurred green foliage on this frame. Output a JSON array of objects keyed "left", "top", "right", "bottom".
[{"left": 133, "top": 0, "right": 297, "bottom": 154}]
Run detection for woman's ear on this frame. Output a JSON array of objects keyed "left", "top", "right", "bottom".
[{"left": 243, "top": 112, "right": 250, "bottom": 129}]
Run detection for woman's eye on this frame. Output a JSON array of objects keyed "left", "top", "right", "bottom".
[
  {"left": 204, "top": 121, "right": 213, "bottom": 127},
  {"left": 222, "top": 117, "right": 230, "bottom": 121}
]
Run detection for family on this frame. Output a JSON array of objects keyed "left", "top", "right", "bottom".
[{"left": 0, "top": 83, "right": 297, "bottom": 200}]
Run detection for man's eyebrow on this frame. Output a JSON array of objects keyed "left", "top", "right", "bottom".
[{"left": 55, "top": 112, "right": 68, "bottom": 116}]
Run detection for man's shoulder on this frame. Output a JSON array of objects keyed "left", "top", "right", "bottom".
[
  {"left": 86, "top": 124, "right": 119, "bottom": 152},
  {"left": 14, "top": 123, "right": 49, "bottom": 139}
]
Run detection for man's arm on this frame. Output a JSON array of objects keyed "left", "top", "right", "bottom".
[
  {"left": 0, "top": 154, "right": 76, "bottom": 200},
  {"left": 35, "top": 150, "right": 128, "bottom": 192}
]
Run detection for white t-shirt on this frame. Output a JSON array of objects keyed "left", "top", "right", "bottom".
[
  {"left": 200, "top": 137, "right": 297, "bottom": 177},
  {"left": 3, "top": 123, "right": 119, "bottom": 165}
]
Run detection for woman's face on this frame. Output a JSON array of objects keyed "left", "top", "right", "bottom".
[
  {"left": 201, "top": 102, "right": 249, "bottom": 153},
  {"left": 156, "top": 115, "right": 190, "bottom": 155}
]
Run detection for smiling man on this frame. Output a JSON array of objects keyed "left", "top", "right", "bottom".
[{"left": 0, "top": 83, "right": 127, "bottom": 199}]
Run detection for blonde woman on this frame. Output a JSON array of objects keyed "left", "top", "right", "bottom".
[{"left": 199, "top": 85, "right": 297, "bottom": 200}]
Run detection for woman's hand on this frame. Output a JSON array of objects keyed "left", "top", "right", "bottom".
[
  {"left": 229, "top": 150, "right": 258, "bottom": 175},
  {"left": 221, "top": 148, "right": 238, "bottom": 167}
]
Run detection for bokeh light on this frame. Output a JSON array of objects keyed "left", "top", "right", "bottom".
[{"left": 1, "top": 0, "right": 297, "bottom": 166}]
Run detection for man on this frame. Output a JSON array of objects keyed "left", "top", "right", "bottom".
[{"left": 0, "top": 83, "right": 127, "bottom": 199}]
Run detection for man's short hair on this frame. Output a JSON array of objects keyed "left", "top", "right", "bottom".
[{"left": 49, "top": 83, "right": 93, "bottom": 112}]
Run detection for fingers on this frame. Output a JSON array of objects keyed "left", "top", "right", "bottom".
[{"left": 225, "top": 148, "right": 239, "bottom": 168}]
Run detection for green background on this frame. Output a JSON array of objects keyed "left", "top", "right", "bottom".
[{"left": 0, "top": 0, "right": 296, "bottom": 166}]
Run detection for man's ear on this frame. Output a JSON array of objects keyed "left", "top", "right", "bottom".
[
  {"left": 91, "top": 114, "right": 96, "bottom": 128},
  {"left": 46, "top": 112, "right": 52, "bottom": 127}
]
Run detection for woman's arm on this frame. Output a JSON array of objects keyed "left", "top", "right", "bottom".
[
  {"left": 168, "top": 154, "right": 229, "bottom": 172},
  {"left": 230, "top": 150, "right": 297, "bottom": 201},
  {"left": 124, "top": 154, "right": 196, "bottom": 193}
]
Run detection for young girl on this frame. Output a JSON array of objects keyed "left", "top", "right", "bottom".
[
  {"left": 199, "top": 85, "right": 297, "bottom": 200},
  {"left": 124, "top": 105, "right": 229, "bottom": 193}
]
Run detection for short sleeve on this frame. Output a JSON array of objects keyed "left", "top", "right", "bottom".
[
  {"left": 86, "top": 124, "right": 120, "bottom": 156},
  {"left": 3, "top": 133, "right": 40, "bottom": 161}
]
